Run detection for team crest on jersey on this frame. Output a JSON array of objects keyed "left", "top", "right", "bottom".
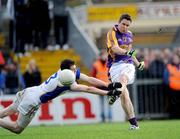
[{"left": 122, "top": 37, "right": 127, "bottom": 42}]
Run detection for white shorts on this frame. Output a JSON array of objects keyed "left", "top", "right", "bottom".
[
  {"left": 109, "top": 62, "right": 135, "bottom": 84},
  {"left": 11, "top": 88, "right": 40, "bottom": 128}
]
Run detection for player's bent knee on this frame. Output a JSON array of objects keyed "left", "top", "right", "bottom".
[
  {"left": 120, "top": 75, "right": 128, "bottom": 85},
  {"left": 13, "top": 127, "right": 24, "bottom": 134},
  {"left": 12, "top": 124, "right": 24, "bottom": 134}
]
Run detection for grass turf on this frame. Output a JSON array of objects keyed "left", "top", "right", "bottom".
[{"left": 1, "top": 120, "right": 180, "bottom": 139}]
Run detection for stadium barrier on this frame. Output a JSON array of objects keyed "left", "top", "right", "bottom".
[{"left": 131, "top": 79, "right": 169, "bottom": 119}]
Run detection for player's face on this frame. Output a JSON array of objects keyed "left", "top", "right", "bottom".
[
  {"left": 70, "top": 65, "right": 77, "bottom": 73},
  {"left": 118, "top": 19, "right": 131, "bottom": 33}
]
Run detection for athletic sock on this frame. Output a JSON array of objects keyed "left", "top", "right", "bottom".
[{"left": 128, "top": 117, "right": 138, "bottom": 127}]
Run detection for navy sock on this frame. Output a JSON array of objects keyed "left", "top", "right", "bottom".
[{"left": 128, "top": 117, "right": 138, "bottom": 126}]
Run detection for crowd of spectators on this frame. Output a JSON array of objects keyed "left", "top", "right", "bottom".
[
  {"left": 136, "top": 47, "right": 180, "bottom": 118},
  {"left": 136, "top": 47, "right": 180, "bottom": 80},
  {"left": 0, "top": 50, "right": 42, "bottom": 95},
  {"left": 7, "top": 0, "right": 69, "bottom": 57}
]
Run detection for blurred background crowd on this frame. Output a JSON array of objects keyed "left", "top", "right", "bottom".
[{"left": 0, "top": 0, "right": 180, "bottom": 120}]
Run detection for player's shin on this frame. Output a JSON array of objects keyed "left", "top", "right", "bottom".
[
  {"left": 0, "top": 106, "right": 17, "bottom": 118},
  {"left": 0, "top": 118, "right": 24, "bottom": 134}
]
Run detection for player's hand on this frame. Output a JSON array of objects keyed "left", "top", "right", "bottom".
[
  {"left": 137, "top": 61, "right": 145, "bottom": 70},
  {"left": 108, "top": 82, "right": 122, "bottom": 90},
  {"left": 107, "top": 89, "right": 121, "bottom": 96},
  {"left": 126, "top": 50, "right": 137, "bottom": 58}
]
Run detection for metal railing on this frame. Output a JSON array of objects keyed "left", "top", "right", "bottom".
[{"left": 130, "top": 78, "right": 169, "bottom": 119}]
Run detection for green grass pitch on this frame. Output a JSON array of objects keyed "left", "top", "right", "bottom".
[{"left": 1, "top": 120, "right": 180, "bottom": 139}]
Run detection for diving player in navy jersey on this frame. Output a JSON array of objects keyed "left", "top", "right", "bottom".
[{"left": 0, "top": 59, "right": 120, "bottom": 134}]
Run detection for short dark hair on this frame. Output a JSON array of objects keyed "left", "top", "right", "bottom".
[
  {"left": 60, "top": 59, "right": 75, "bottom": 70},
  {"left": 119, "top": 14, "right": 132, "bottom": 23}
]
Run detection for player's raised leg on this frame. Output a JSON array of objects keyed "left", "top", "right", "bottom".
[{"left": 120, "top": 75, "right": 139, "bottom": 129}]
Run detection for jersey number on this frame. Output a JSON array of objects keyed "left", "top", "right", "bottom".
[{"left": 45, "top": 72, "right": 58, "bottom": 84}]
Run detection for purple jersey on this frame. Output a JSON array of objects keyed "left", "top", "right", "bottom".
[{"left": 106, "top": 25, "right": 133, "bottom": 68}]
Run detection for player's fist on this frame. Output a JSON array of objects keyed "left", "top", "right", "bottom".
[
  {"left": 108, "top": 82, "right": 122, "bottom": 90},
  {"left": 137, "top": 61, "right": 145, "bottom": 70},
  {"left": 126, "top": 50, "right": 137, "bottom": 58},
  {"left": 107, "top": 89, "right": 121, "bottom": 96}
]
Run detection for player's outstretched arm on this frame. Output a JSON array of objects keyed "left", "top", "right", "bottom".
[
  {"left": 79, "top": 73, "right": 108, "bottom": 88},
  {"left": 71, "top": 83, "right": 107, "bottom": 96},
  {"left": 71, "top": 83, "right": 121, "bottom": 96}
]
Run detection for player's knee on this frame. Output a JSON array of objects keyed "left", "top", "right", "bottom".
[
  {"left": 13, "top": 128, "right": 24, "bottom": 134},
  {"left": 14, "top": 130, "right": 22, "bottom": 134},
  {"left": 12, "top": 124, "right": 24, "bottom": 134},
  {"left": 120, "top": 75, "right": 128, "bottom": 85}
]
